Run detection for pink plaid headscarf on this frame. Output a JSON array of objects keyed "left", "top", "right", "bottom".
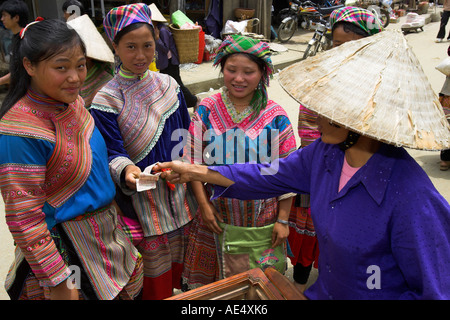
[{"left": 103, "top": 3, "right": 152, "bottom": 43}]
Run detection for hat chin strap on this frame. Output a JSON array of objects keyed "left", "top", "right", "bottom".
[{"left": 338, "top": 131, "right": 361, "bottom": 151}]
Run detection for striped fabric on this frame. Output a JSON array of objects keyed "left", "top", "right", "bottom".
[
  {"left": 91, "top": 66, "right": 180, "bottom": 164},
  {"left": 117, "top": 210, "right": 191, "bottom": 299},
  {"left": 1, "top": 92, "right": 95, "bottom": 208},
  {"left": 6, "top": 206, "right": 143, "bottom": 300},
  {"left": 131, "top": 178, "right": 197, "bottom": 236},
  {"left": 61, "top": 206, "right": 141, "bottom": 300},
  {"left": 187, "top": 91, "right": 296, "bottom": 224},
  {"left": 103, "top": 3, "right": 153, "bottom": 43},
  {"left": 298, "top": 104, "right": 320, "bottom": 147},
  {"left": 91, "top": 67, "right": 197, "bottom": 237},
  {"left": 0, "top": 92, "right": 94, "bottom": 289},
  {"left": 0, "top": 91, "right": 141, "bottom": 299},
  {"left": 186, "top": 88, "right": 296, "bottom": 164},
  {"left": 181, "top": 214, "right": 218, "bottom": 289},
  {"left": 44, "top": 98, "right": 95, "bottom": 208},
  {"left": 79, "top": 61, "right": 114, "bottom": 108}
]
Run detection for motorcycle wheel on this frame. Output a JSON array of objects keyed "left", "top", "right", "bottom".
[
  {"left": 379, "top": 9, "right": 390, "bottom": 28},
  {"left": 303, "top": 38, "right": 319, "bottom": 59},
  {"left": 276, "top": 8, "right": 293, "bottom": 26},
  {"left": 278, "top": 19, "right": 297, "bottom": 43},
  {"left": 303, "top": 35, "right": 330, "bottom": 59}
]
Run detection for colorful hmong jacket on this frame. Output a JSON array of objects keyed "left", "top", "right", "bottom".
[
  {"left": 90, "top": 67, "right": 197, "bottom": 236},
  {"left": 0, "top": 91, "right": 116, "bottom": 287},
  {"left": 184, "top": 89, "right": 297, "bottom": 227}
]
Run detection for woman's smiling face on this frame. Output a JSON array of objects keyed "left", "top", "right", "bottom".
[
  {"left": 222, "top": 53, "right": 263, "bottom": 104},
  {"left": 25, "top": 45, "right": 87, "bottom": 104},
  {"left": 113, "top": 24, "right": 155, "bottom": 76}
]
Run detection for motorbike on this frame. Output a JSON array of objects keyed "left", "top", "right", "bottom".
[
  {"left": 277, "top": 0, "right": 345, "bottom": 43},
  {"left": 351, "top": 0, "right": 392, "bottom": 28},
  {"left": 302, "top": 18, "right": 333, "bottom": 59}
]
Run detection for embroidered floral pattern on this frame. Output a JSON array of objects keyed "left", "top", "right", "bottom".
[{"left": 256, "top": 248, "right": 279, "bottom": 271}]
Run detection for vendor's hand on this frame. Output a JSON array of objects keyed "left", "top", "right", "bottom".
[
  {"left": 272, "top": 222, "right": 289, "bottom": 248},
  {"left": 124, "top": 165, "right": 142, "bottom": 190},
  {"left": 154, "top": 161, "right": 195, "bottom": 184},
  {"left": 49, "top": 279, "right": 79, "bottom": 300},
  {"left": 200, "top": 202, "right": 223, "bottom": 234}
]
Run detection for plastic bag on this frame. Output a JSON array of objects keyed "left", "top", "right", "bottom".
[
  {"left": 171, "top": 10, "right": 194, "bottom": 28},
  {"left": 222, "top": 19, "right": 248, "bottom": 35}
]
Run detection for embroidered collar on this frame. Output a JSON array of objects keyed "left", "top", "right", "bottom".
[
  {"left": 26, "top": 88, "right": 67, "bottom": 108},
  {"left": 118, "top": 64, "right": 149, "bottom": 81},
  {"left": 221, "top": 87, "right": 253, "bottom": 123}
]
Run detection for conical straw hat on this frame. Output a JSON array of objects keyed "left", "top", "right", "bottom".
[
  {"left": 279, "top": 30, "right": 450, "bottom": 150},
  {"left": 149, "top": 3, "right": 167, "bottom": 22},
  {"left": 67, "top": 14, "right": 115, "bottom": 63}
]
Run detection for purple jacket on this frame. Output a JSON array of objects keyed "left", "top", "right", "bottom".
[
  {"left": 155, "top": 24, "right": 179, "bottom": 70},
  {"left": 211, "top": 139, "right": 450, "bottom": 299}
]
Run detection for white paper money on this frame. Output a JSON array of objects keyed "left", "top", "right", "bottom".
[{"left": 136, "top": 163, "right": 161, "bottom": 192}]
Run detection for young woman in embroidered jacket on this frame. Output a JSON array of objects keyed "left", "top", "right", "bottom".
[
  {"left": 0, "top": 19, "right": 143, "bottom": 300},
  {"left": 89, "top": 3, "right": 197, "bottom": 300},
  {"left": 180, "top": 34, "right": 296, "bottom": 290}
]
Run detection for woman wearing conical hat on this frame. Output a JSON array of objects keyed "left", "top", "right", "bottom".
[
  {"left": 153, "top": 30, "right": 450, "bottom": 299},
  {"left": 291, "top": 6, "right": 384, "bottom": 294}
]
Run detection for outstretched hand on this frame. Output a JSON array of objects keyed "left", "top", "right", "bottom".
[
  {"left": 154, "top": 161, "right": 235, "bottom": 187},
  {"left": 153, "top": 161, "right": 194, "bottom": 184}
]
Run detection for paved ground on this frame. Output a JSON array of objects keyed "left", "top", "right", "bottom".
[{"left": 0, "top": 8, "right": 449, "bottom": 299}]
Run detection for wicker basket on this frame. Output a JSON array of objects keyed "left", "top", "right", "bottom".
[
  {"left": 169, "top": 24, "right": 200, "bottom": 64},
  {"left": 235, "top": 8, "right": 255, "bottom": 20}
]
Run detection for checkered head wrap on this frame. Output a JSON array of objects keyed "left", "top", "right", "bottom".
[
  {"left": 213, "top": 34, "right": 274, "bottom": 119},
  {"left": 103, "top": 3, "right": 152, "bottom": 43},
  {"left": 330, "top": 6, "right": 383, "bottom": 36}
]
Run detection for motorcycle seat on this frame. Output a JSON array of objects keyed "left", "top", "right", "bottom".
[{"left": 317, "top": 4, "right": 345, "bottom": 15}]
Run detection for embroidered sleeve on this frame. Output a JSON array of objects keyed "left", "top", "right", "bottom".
[
  {"left": 273, "top": 114, "right": 297, "bottom": 159},
  {"left": 90, "top": 107, "right": 135, "bottom": 195},
  {"left": 272, "top": 113, "right": 297, "bottom": 201},
  {"left": 0, "top": 137, "right": 71, "bottom": 287}
]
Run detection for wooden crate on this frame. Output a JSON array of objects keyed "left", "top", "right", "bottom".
[{"left": 167, "top": 267, "right": 307, "bottom": 300}]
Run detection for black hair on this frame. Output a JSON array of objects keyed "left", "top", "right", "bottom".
[
  {"left": 0, "top": 0, "right": 29, "bottom": 27},
  {"left": 0, "top": 19, "right": 86, "bottom": 119},
  {"left": 113, "top": 22, "right": 155, "bottom": 45},
  {"left": 332, "top": 21, "right": 370, "bottom": 38},
  {"left": 62, "top": 0, "right": 85, "bottom": 16}
]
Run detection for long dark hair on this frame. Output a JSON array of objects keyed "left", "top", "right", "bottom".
[{"left": 0, "top": 19, "right": 86, "bottom": 119}]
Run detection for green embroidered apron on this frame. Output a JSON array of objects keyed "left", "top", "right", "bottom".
[{"left": 216, "top": 222, "right": 287, "bottom": 279}]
